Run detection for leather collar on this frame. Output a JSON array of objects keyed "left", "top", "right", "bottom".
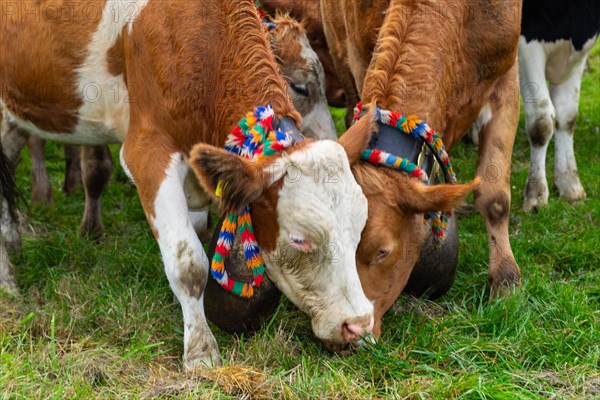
[
  {"left": 273, "top": 115, "right": 304, "bottom": 144},
  {"left": 368, "top": 123, "right": 440, "bottom": 182}
]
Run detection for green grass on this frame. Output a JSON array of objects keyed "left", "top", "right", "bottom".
[{"left": 2, "top": 45, "right": 599, "bottom": 399}]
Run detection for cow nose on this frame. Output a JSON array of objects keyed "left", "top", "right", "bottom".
[{"left": 341, "top": 315, "right": 374, "bottom": 343}]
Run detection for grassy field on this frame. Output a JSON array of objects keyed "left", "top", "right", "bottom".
[{"left": 2, "top": 44, "right": 599, "bottom": 399}]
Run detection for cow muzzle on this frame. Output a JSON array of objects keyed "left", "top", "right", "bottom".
[
  {"left": 342, "top": 315, "right": 375, "bottom": 343},
  {"left": 321, "top": 315, "right": 375, "bottom": 354},
  {"left": 316, "top": 309, "right": 375, "bottom": 353}
]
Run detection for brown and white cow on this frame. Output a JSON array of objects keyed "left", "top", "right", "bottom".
[
  {"left": 322, "top": 0, "right": 522, "bottom": 337},
  {"left": 0, "top": 0, "right": 374, "bottom": 369},
  {"left": 20, "top": 12, "right": 335, "bottom": 242}
]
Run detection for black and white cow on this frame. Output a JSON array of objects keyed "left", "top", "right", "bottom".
[{"left": 520, "top": 0, "right": 600, "bottom": 211}]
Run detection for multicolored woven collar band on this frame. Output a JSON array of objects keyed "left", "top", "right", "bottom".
[
  {"left": 353, "top": 102, "right": 457, "bottom": 246},
  {"left": 211, "top": 105, "right": 294, "bottom": 298}
]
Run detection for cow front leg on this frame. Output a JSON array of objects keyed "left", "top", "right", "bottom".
[
  {"left": 63, "top": 145, "right": 82, "bottom": 195},
  {"left": 122, "top": 142, "right": 220, "bottom": 369},
  {"left": 475, "top": 63, "right": 521, "bottom": 292},
  {"left": 27, "top": 136, "right": 54, "bottom": 205},
  {"left": 1, "top": 113, "right": 29, "bottom": 292},
  {"left": 0, "top": 114, "right": 28, "bottom": 250},
  {"left": 1, "top": 141, "right": 18, "bottom": 292},
  {"left": 519, "top": 39, "right": 555, "bottom": 212},
  {"left": 550, "top": 60, "right": 587, "bottom": 203},
  {"left": 80, "top": 145, "right": 112, "bottom": 239}
]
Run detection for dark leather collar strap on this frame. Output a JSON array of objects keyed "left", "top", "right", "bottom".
[
  {"left": 368, "top": 123, "right": 438, "bottom": 181},
  {"left": 273, "top": 115, "right": 304, "bottom": 144}
]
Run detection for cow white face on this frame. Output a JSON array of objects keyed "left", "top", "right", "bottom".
[
  {"left": 190, "top": 113, "right": 378, "bottom": 349},
  {"left": 261, "top": 140, "right": 373, "bottom": 346}
]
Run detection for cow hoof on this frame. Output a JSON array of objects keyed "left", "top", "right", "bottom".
[
  {"left": 204, "top": 215, "right": 282, "bottom": 335},
  {"left": 80, "top": 221, "right": 104, "bottom": 241},
  {"left": 523, "top": 194, "right": 549, "bottom": 212},
  {"left": 31, "top": 184, "right": 54, "bottom": 205},
  {"left": 0, "top": 277, "right": 18, "bottom": 295},
  {"left": 488, "top": 257, "right": 521, "bottom": 296},
  {"left": 404, "top": 213, "right": 459, "bottom": 299},
  {"left": 558, "top": 182, "right": 587, "bottom": 204},
  {"left": 523, "top": 180, "right": 549, "bottom": 212},
  {"left": 184, "top": 348, "right": 222, "bottom": 371}
]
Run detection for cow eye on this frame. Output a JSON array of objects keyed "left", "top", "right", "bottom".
[
  {"left": 288, "top": 233, "right": 312, "bottom": 252},
  {"left": 290, "top": 82, "right": 309, "bottom": 97},
  {"left": 375, "top": 249, "right": 389, "bottom": 261},
  {"left": 291, "top": 235, "right": 305, "bottom": 244}
]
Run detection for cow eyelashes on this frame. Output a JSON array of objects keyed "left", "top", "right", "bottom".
[
  {"left": 288, "top": 233, "right": 313, "bottom": 252},
  {"left": 290, "top": 234, "right": 306, "bottom": 245},
  {"left": 375, "top": 249, "right": 389, "bottom": 261},
  {"left": 290, "top": 82, "right": 309, "bottom": 97}
]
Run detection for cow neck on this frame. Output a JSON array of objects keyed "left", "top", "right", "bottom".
[
  {"left": 210, "top": 1, "right": 300, "bottom": 143},
  {"left": 353, "top": 102, "right": 456, "bottom": 246},
  {"left": 359, "top": 1, "right": 450, "bottom": 132},
  {"left": 210, "top": 105, "right": 303, "bottom": 298}
]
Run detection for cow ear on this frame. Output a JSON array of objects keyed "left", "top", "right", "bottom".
[
  {"left": 338, "top": 107, "right": 378, "bottom": 165},
  {"left": 396, "top": 176, "right": 481, "bottom": 214},
  {"left": 189, "top": 144, "right": 267, "bottom": 213}
]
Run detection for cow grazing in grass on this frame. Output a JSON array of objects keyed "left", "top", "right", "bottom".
[
  {"left": 519, "top": 0, "right": 599, "bottom": 211},
  {"left": 269, "top": 14, "right": 337, "bottom": 140},
  {"left": 259, "top": 0, "right": 347, "bottom": 108},
  {"left": 0, "top": 0, "right": 374, "bottom": 369},
  {"left": 322, "top": 0, "right": 522, "bottom": 337},
  {"left": 21, "top": 12, "right": 336, "bottom": 240}
]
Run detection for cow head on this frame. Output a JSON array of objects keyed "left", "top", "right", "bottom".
[
  {"left": 350, "top": 163, "right": 480, "bottom": 338},
  {"left": 270, "top": 15, "right": 336, "bottom": 140},
  {"left": 189, "top": 112, "right": 378, "bottom": 349}
]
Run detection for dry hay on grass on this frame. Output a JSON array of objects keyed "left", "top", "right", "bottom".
[
  {"left": 531, "top": 371, "right": 600, "bottom": 399},
  {"left": 143, "top": 364, "right": 274, "bottom": 399}
]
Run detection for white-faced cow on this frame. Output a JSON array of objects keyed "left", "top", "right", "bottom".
[
  {"left": 519, "top": 0, "right": 600, "bottom": 211},
  {"left": 0, "top": 0, "right": 374, "bottom": 370}
]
